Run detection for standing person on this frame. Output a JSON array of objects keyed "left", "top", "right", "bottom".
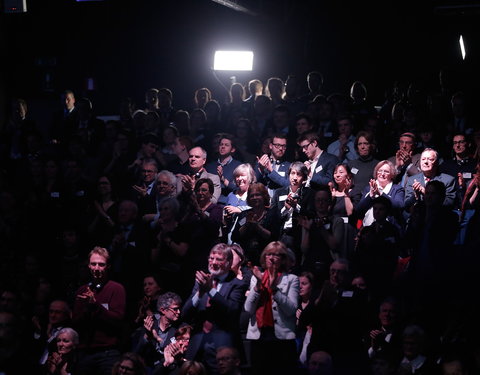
[
  {"left": 244, "top": 241, "right": 299, "bottom": 375},
  {"left": 327, "top": 115, "right": 359, "bottom": 163},
  {"left": 348, "top": 131, "right": 379, "bottom": 192},
  {"left": 255, "top": 133, "right": 291, "bottom": 197},
  {"left": 270, "top": 161, "right": 312, "bottom": 252},
  {"left": 387, "top": 132, "right": 421, "bottom": 186},
  {"left": 230, "top": 183, "right": 279, "bottom": 265},
  {"left": 404, "top": 148, "right": 456, "bottom": 211},
  {"left": 135, "top": 292, "right": 182, "bottom": 372},
  {"left": 178, "top": 146, "right": 221, "bottom": 203},
  {"left": 297, "top": 131, "right": 339, "bottom": 189},
  {"left": 205, "top": 134, "right": 242, "bottom": 204},
  {"left": 223, "top": 163, "right": 256, "bottom": 214},
  {"left": 182, "top": 243, "right": 247, "bottom": 375},
  {"left": 72, "top": 247, "right": 126, "bottom": 375},
  {"left": 329, "top": 164, "right": 362, "bottom": 260},
  {"left": 356, "top": 160, "right": 405, "bottom": 229}
]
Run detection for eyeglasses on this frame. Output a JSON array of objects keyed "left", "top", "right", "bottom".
[
  {"left": 142, "top": 169, "right": 156, "bottom": 174},
  {"left": 299, "top": 142, "right": 312, "bottom": 150},
  {"left": 167, "top": 306, "right": 181, "bottom": 313},
  {"left": 272, "top": 143, "right": 287, "bottom": 149},
  {"left": 377, "top": 169, "right": 391, "bottom": 175},
  {"left": 453, "top": 140, "right": 467, "bottom": 145}
]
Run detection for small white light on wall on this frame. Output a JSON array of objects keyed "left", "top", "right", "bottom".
[{"left": 459, "top": 35, "right": 466, "bottom": 60}]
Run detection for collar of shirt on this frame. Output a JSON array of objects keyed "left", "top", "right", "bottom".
[
  {"left": 218, "top": 156, "right": 233, "bottom": 166},
  {"left": 379, "top": 181, "right": 393, "bottom": 195},
  {"left": 310, "top": 149, "right": 323, "bottom": 163},
  {"left": 401, "top": 355, "right": 426, "bottom": 373}
]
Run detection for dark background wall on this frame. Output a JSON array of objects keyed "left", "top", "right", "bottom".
[{"left": 1, "top": 0, "right": 479, "bottom": 131}]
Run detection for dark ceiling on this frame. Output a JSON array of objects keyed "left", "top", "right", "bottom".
[{"left": 1, "top": 0, "right": 479, "bottom": 113}]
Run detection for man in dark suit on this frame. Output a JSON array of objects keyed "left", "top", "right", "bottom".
[
  {"left": 404, "top": 148, "right": 456, "bottom": 210},
  {"left": 182, "top": 243, "right": 247, "bottom": 375},
  {"left": 255, "top": 133, "right": 291, "bottom": 197},
  {"left": 297, "top": 131, "right": 339, "bottom": 189},
  {"left": 205, "top": 134, "right": 242, "bottom": 204}
]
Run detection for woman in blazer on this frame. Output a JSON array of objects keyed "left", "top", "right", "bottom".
[
  {"left": 356, "top": 160, "right": 405, "bottom": 230},
  {"left": 244, "top": 241, "right": 299, "bottom": 375}
]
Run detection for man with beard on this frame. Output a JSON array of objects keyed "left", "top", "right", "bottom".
[
  {"left": 72, "top": 247, "right": 126, "bottom": 375},
  {"left": 255, "top": 133, "right": 291, "bottom": 197},
  {"left": 182, "top": 243, "right": 246, "bottom": 375}
]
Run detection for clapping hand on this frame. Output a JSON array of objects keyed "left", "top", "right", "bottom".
[{"left": 369, "top": 179, "right": 379, "bottom": 197}]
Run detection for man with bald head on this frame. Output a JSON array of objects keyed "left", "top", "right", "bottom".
[
  {"left": 404, "top": 148, "right": 456, "bottom": 210},
  {"left": 178, "top": 146, "right": 221, "bottom": 203}
]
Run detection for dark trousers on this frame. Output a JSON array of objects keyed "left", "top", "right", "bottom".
[
  {"left": 250, "top": 328, "right": 297, "bottom": 375},
  {"left": 76, "top": 348, "right": 120, "bottom": 375}
]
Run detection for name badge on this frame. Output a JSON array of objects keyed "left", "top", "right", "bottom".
[
  {"left": 278, "top": 171, "right": 286, "bottom": 177},
  {"left": 239, "top": 217, "right": 246, "bottom": 226},
  {"left": 351, "top": 167, "right": 359, "bottom": 174},
  {"left": 342, "top": 291, "right": 353, "bottom": 298},
  {"left": 315, "top": 165, "right": 323, "bottom": 173},
  {"left": 51, "top": 192, "right": 60, "bottom": 198},
  {"left": 279, "top": 195, "right": 288, "bottom": 202},
  {"left": 342, "top": 217, "right": 349, "bottom": 224},
  {"left": 463, "top": 172, "right": 472, "bottom": 179}
]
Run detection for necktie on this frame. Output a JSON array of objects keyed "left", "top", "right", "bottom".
[{"left": 203, "top": 278, "right": 218, "bottom": 333}]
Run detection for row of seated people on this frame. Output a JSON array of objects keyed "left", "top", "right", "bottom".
[{"left": 2, "top": 241, "right": 478, "bottom": 375}]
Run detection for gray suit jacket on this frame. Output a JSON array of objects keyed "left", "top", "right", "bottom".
[
  {"left": 404, "top": 172, "right": 456, "bottom": 209},
  {"left": 244, "top": 273, "right": 299, "bottom": 340}
]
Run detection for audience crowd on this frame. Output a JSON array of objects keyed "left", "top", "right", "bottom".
[{"left": 1, "top": 71, "right": 480, "bottom": 375}]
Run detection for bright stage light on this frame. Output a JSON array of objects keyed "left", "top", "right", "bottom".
[
  {"left": 459, "top": 35, "right": 466, "bottom": 60},
  {"left": 213, "top": 51, "right": 254, "bottom": 71}
]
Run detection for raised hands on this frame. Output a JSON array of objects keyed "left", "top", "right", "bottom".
[
  {"left": 257, "top": 154, "right": 273, "bottom": 173},
  {"left": 369, "top": 179, "right": 380, "bottom": 197},
  {"left": 195, "top": 270, "right": 214, "bottom": 296},
  {"left": 76, "top": 286, "right": 96, "bottom": 304}
]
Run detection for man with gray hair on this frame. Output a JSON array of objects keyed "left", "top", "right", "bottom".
[
  {"left": 142, "top": 170, "right": 177, "bottom": 225},
  {"left": 404, "top": 148, "right": 456, "bottom": 210},
  {"left": 178, "top": 146, "right": 221, "bottom": 203},
  {"left": 182, "top": 243, "right": 247, "bottom": 374},
  {"left": 136, "top": 292, "right": 182, "bottom": 370}
]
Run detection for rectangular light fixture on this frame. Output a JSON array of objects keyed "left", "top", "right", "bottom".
[
  {"left": 459, "top": 35, "right": 466, "bottom": 60},
  {"left": 213, "top": 51, "right": 254, "bottom": 71}
]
